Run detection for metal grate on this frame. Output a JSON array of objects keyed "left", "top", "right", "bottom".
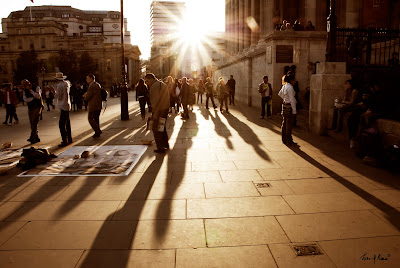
[
  {"left": 291, "top": 245, "right": 323, "bottom": 256},
  {"left": 255, "top": 183, "right": 271, "bottom": 188}
]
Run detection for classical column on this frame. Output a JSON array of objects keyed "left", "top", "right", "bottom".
[
  {"left": 235, "top": 0, "right": 240, "bottom": 54},
  {"left": 251, "top": 0, "right": 260, "bottom": 45},
  {"left": 305, "top": 0, "right": 317, "bottom": 26},
  {"left": 238, "top": 0, "right": 244, "bottom": 52},
  {"left": 244, "top": 0, "right": 252, "bottom": 48},
  {"left": 259, "top": 0, "right": 266, "bottom": 36},
  {"left": 226, "top": 0, "right": 232, "bottom": 55},
  {"left": 346, "top": 0, "right": 360, "bottom": 28}
]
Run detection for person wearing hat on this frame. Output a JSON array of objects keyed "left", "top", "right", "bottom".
[
  {"left": 22, "top": 79, "right": 43, "bottom": 144},
  {"left": 55, "top": 72, "right": 73, "bottom": 147}
]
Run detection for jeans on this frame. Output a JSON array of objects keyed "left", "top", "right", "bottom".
[
  {"left": 219, "top": 96, "right": 229, "bottom": 112},
  {"left": 5, "top": 104, "right": 18, "bottom": 123},
  {"left": 282, "top": 113, "right": 294, "bottom": 144},
  {"left": 205, "top": 94, "right": 216, "bottom": 109},
  {"left": 59, "top": 110, "right": 72, "bottom": 143},
  {"left": 28, "top": 107, "right": 42, "bottom": 140},
  {"left": 139, "top": 98, "right": 146, "bottom": 117},
  {"left": 229, "top": 91, "right": 235, "bottom": 105},
  {"left": 152, "top": 109, "right": 169, "bottom": 150},
  {"left": 88, "top": 110, "right": 101, "bottom": 134},
  {"left": 261, "top": 97, "right": 271, "bottom": 117}
]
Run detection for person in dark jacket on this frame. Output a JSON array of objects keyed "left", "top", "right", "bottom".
[
  {"left": 227, "top": 75, "right": 236, "bottom": 105},
  {"left": 216, "top": 77, "right": 229, "bottom": 114},
  {"left": 258, "top": 75, "right": 273, "bottom": 119},
  {"left": 180, "top": 77, "right": 190, "bottom": 119},
  {"left": 135, "top": 78, "right": 149, "bottom": 120},
  {"left": 205, "top": 77, "right": 217, "bottom": 109},
  {"left": 22, "top": 79, "right": 43, "bottom": 144},
  {"left": 2, "top": 83, "right": 19, "bottom": 125},
  {"left": 84, "top": 74, "right": 103, "bottom": 138}
]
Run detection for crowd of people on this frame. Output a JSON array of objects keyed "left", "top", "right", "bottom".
[{"left": 276, "top": 19, "right": 316, "bottom": 31}]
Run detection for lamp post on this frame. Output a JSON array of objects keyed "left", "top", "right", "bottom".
[
  {"left": 120, "top": 0, "right": 129, "bottom": 120},
  {"left": 326, "top": 0, "right": 337, "bottom": 62},
  {"left": 40, "top": 66, "right": 46, "bottom": 89}
]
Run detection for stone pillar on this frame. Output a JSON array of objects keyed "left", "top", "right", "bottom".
[
  {"left": 251, "top": 0, "right": 260, "bottom": 45},
  {"left": 259, "top": 0, "right": 266, "bottom": 36},
  {"left": 346, "top": 0, "right": 360, "bottom": 28},
  {"left": 235, "top": 0, "right": 240, "bottom": 54},
  {"left": 305, "top": 0, "right": 317, "bottom": 26},
  {"left": 239, "top": 0, "right": 244, "bottom": 52},
  {"left": 244, "top": 0, "right": 252, "bottom": 48},
  {"left": 309, "top": 62, "right": 351, "bottom": 135},
  {"left": 265, "top": 0, "right": 274, "bottom": 34},
  {"left": 225, "top": 0, "right": 230, "bottom": 55}
]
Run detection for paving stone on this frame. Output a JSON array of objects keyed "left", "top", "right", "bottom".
[
  {"left": 258, "top": 168, "right": 329, "bottom": 180},
  {"left": 369, "top": 207, "right": 400, "bottom": 230},
  {"left": 56, "top": 176, "right": 113, "bottom": 186},
  {"left": 5, "top": 201, "right": 120, "bottom": 221},
  {"left": 219, "top": 170, "right": 262, "bottom": 182},
  {"left": 28, "top": 176, "right": 64, "bottom": 186},
  {"left": 1, "top": 221, "right": 137, "bottom": 249},
  {"left": 255, "top": 181, "right": 295, "bottom": 196},
  {"left": 205, "top": 216, "right": 289, "bottom": 247},
  {"left": 234, "top": 160, "right": 281, "bottom": 170},
  {"left": 131, "top": 219, "right": 205, "bottom": 249},
  {"left": 108, "top": 171, "right": 172, "bottom": 185},
  {"left": 371, "top": 190, "right": 400, "bottom": 207},
  {"left": 112, "top": 200, "right": 186, "bottom": 220},
  {"left": 192, "top": 161, "right": 237, "bottom": 171},
  {"left": 170, "top": 171, "right": 222, "bottom": 184},
  {"left": 147, "top": 184, "right": 205, "bottom": 199},
  {"left": 176, "top": 246, "right": 277, "bottom": 268},
  {"left": 55, "top": 185, "right": 151, "bottom": 201},
  {"left": 9, "top": 186, "right": 68, "bottom": 202},
  {"left": 0, "top": 202, "right": 26, "bottom": 221},
  {"left": 76, "top": 249, "right": 175, "bottom": 268},
  {"left": 269, "top": 152, "right": 315, "bottom": 168},
  {"left": 204, "top": 182, "right": 260, "bottom": 198},
  {"left": 0, "top": 222, "right": 26, "bottom": 247},
  {"left": 171, "top": 154, "right": 218, "bottom": 162},
  {"left": 187, "top": 196, "right": 294, "bottom": 218},
  {"left": 0, "top": 187, "right": 30, "bottom": 202},
  {"left": 0, "top": 250, "right": 84, "bottom": 268},
  {"left": 319, "top": 236, "right": 400, "bottom": 268},
  {"left": 269, "top": 243, "right": 336, "bottom": 268},
  {"left": 340, "top": 176, "right": 380, "bottom": 192},
  {"left": 284, "top": 178, "right": 350, "bottom": 194},
  {"left": 276, "top": 210, "right": 399, "bottom": 242}
]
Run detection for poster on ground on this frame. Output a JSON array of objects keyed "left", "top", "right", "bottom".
[
  {"left": 0, "top": 148, "right": 22, "bottom": 168},
  {"left": 18, "top": 145, "right": 147, "bottom": 177}
]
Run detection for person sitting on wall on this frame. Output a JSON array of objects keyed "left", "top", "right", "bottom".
[{"left": 305, "top": 21, "right": 316, "bottom": 31}]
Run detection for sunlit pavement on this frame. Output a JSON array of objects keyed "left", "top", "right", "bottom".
[{"left": 0, "top": 101, "right": 399, "bottom": 267}]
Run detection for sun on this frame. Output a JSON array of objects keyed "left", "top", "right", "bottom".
[{"left": 177, "top": 14, "right": 206, "bottom": 48}]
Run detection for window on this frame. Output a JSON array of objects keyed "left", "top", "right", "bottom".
[
  {"left": 30, "top": 39, "right": 34, "bottom": 49},
  {"left": 73, "top": 33, "right": 78, "bottom": 37},
  {"left": 17, "top": 29, "right": 21, "bottom": 35},
  {"left": 61, "top": 14, "right": 70, "bottom": 18},
  {"left": 28, "top": 28, "right": 33, "bottom": 34},
  {"left": 36, "top": 13, "right": 44, "bottom": 18},
  {"left": 107, "top": 59, "right": 111, "bottom": 71},
  {"left": 1, "top": 62, "right": 7, "bottom": 74},
  {"left": 88, "top": 26, "right": 102, "bottom": 33},
  {"left": 93, "top": 41, "right": 98, "bottom": 46},
  {"left": 111, "top": 14, "right": 120, "bottom": 19},
  {"left": 17, "top": 40, "right": 22, "bottom": 49},
  {"left": 59, "top": 43, "right": 63, "bottom": 47},
  {"left": 41, "top": 38, "right": 46, "bottom": 49},
  {"left": 76, "top": 15, "right": 81, "bottom": 19},
  {"left": 92, "top": 17, "right": 100, "bottom": 22},
  {"left": 40, "top": 28, "right": 45, "bottom": 34},
  {"left": 1, "top": 46, "right": 5, "bottom": 51}
]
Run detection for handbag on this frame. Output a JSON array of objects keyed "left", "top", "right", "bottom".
[{"left": 157, "top": 117, "right": 166, "bottom": 132}]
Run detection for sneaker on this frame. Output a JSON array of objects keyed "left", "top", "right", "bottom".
[
  {"left": 58, "top": 142, "right": 68, "bottom": 147},
  {"left": 7, "top": 123, "right": 11, "bottom": 126},
  {"left": 14, "top": 120, "right": 19, "bottom": 124},
  {"left": 2, "top": 122, "right": 7, "bottom": 125},
  {"left": 92, "top": 133, "right": 101, "bottom": 138}
]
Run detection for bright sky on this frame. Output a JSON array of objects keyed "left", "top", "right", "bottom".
[{"left": 0, "top": 0, "right": 225, "bottom": 59}]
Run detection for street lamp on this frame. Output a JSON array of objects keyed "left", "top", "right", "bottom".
[
  {"left": 326, "top": 0, "right": 337, "bottom": 62},
  {"left": 120, "top": 0, "right": 129, "bottom": 120},
  {"left": 40, "top": 66, "right": 46, "bottom": 89}
]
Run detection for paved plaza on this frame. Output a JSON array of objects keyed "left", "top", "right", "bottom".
[{"left": 0, "top": 101, "right": 399, "bottom": 267}]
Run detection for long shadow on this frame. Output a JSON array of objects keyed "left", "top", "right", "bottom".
[
  {"left": 154, "top": 112, "right": 198, "bottom": 239},
  {"left": 289, "top": 145, "right": 400, "bottom": 231},
  {"left": 224, "top": 113, "right": 271, "bottom": 161},
  {"left": 209, "top": 110, "right": 233, "bottom": 149}
]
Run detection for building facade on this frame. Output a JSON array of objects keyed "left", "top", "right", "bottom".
[{"left": 0, "top": 6, "right": 141, "bottom": 87}]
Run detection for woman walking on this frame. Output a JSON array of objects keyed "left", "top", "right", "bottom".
[
  {"left": 278, "top": 73, "right": 297, "bottom": 145},
  {"left": 197, "top": 79, "right": 205, "bottom": 104},
  {"left": 2, "top": 84, "right": 19, "bottom": 125},
  {"left": 166, "top": 76, "right": 175, "bottom": 114},
  {"left": 135, "top": 79, "right": 149, "bottom": 120},
  {"left": 188, "top": 79, "right": 196, "bottom": 110}
]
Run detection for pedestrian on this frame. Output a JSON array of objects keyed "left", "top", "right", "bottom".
[
  {"left": 174, "top": 78, "right": 181, "bottom": 113},
  {"left": 53, "top": 72, "right": 73, "bottom": 147},
  {"left": 144, "top": 73, "right": 170, "bottom": 153},
  {"left": 305, "top": 21, "right": 316, "bottom": 31},
  {"left": 166, "top": 76, "right": 175, "bottom": 114},
  {"left": 197, "top": 79, "right": 205, "bottom": 104},
  {"left": 2, "top": 83, "right": 19, "bottom": 125},
  {"left": 44, "top": 85, "right": 55, "bottom": 111},
  {"left": 278, "top": 73, "right": 297, "bottom": 145},
  {"left": 258, "top": 75, "right": 273, "bottom": 119},
  {"left": 227, "top": 75, "right": 236, "bottom": 105},
  {"left": 22, "top": 79, "right": 43, "bottom": 144},
  {"left": 180, "top": 77, "right": 190, "bottom": 119},
  {"left": 84, "top": 74, "right": 103, "bottom": 138},
  {"left": 205, "top": 77, "right": 217, "bottom": 109},
  {"left": 188, "top": 78, "right": 196, "bottom": 110},
  {"left": 216, "top": 77, "right": 229, "bottom": 113},
  {"left": 135, "top": 78, "right": 149, "bottom": 120}
]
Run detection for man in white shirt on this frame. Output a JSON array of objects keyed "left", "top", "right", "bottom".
[
  {"left": 278, "top": 73, "right": 297, "bottom": 145},
  {"left": 54, "top": 72, "right": 72, "bottom": 147}
]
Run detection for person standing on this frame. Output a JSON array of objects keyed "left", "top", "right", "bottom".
[
  {"left": 44, "top": 85, "right": 55, "bottom": 111},
  {"left": 197, "top": 79, "right": 205, "bottom": 104},
  {"left": 84, "top": 74, "right": 103, "bottom": 138},
  {"left": 144, "top": 73, "right": 170, "bottom": 153},
  {"left": 217, "top": 77, "right": 229, "bottom": 113},
  {"left": 166, "top": 76, "right": 175, "bottom": 114},
  {"left": 205, "top": 77, "right": 217, "bottom": 109},
  {"left": 2, "top": 84, "right": 19, "bottom": 125},
  {"left": 135, "top": 78, "right": 149, "bottom": 120},
  {"left": 180, "top": 77, "right": 190, "bottom": 119},
  {"left": 54, "top": 72, "right": 73, "bottom": 147},
  {"left": 22, "top": 79, "right": 43, "bottom": 144},
  {"left": 258, "top": 75, "right": 273, "bottom": 119},
  {"left": 174, "top": 78, "right": 181, "bottom": 113},
  {"left": 278, "top": 73, "right": 297, "bottom": 145},
  {"left": 188, "top": 78, "right": 196, "bottom": 110},
  {"left": 227, "top": 75, "right": 236, "bottom": 105}
]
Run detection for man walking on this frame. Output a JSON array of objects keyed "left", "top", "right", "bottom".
[
  {"left": 205, "top": 77, "right": 217, "bottom": 109},
  {"left": 227, "top": 75, "right": 236, "bottom": 105},
  {"left": 2, "top": 84, "right": 19, "bottom": 126},
  {"left": 180, "top": 77, "right": 190, "bottom": 119},
  {"left": 259, "top": 75, "right": 273, "bottom": 119},
  {"left": 84, "top": 74, "right": 102, "bottom": 138},
  {"left": 144, "top": 73, "right": 170, "bottom": 153},
  {"left": 22, "top": 79, "right": 43, "bottom": 144},
  {"left": 54, "top": 72, "right": 73, "bottom": 147}
]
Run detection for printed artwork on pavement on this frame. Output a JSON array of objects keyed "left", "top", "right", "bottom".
[
  {"left": 0, "top": 148, "right": 23, "bottom": 168},
  {"left": 18, "top": 145, "right": 147, "bottom": 177}
]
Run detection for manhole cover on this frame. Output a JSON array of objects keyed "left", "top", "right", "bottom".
[
  {"left": 255, "top": 183, "right": 271, "bottom": 188},
  {"left": 291, "top": 245, "right": 323, "bottom": 256}
]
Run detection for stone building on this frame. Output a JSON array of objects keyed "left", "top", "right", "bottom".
[
  {"left": 0, "top": 6, "right": 141, "bottom": 87},
  {"left": 214, "top": 0, "right": 400, "bottom": 115}
]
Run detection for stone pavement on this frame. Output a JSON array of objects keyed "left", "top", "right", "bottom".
[{"left": 0, "top": 101, "right": 399, "bottom": 267}]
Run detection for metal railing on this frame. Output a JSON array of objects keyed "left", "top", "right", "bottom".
[{"left": 336, "top": 28, "right": 400, "bottom": 66}]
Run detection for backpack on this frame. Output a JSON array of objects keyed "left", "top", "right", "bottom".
[{"left": 17, "top": 147, "right": 56, "bottom": 170}]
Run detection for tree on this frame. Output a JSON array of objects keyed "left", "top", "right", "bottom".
[
  {"left": 57, "top": 49, "right": 79, "bottom": 84},
  {"left": 14, "top": 48, "right": 41, "bottom": 84},
  {"left": 79, "top": 52, "right": 97, "bottom": 82}
]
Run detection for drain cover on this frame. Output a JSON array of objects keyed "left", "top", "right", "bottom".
[
  {"left": 291, "top": 245, "right": 323, "bottom": 256},
  {"left": 255, "top": 183, "right": 271, "bottom": 188}
]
